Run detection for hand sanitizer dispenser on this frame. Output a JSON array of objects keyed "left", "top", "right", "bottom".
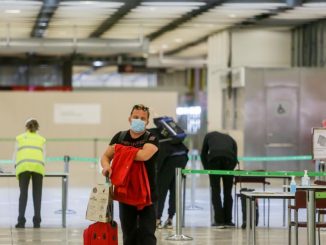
[
  {"left": 301, "top": 170, "right": 311, "bottom": 186},
  {"left": 290, "top": 176, "right": 297, "bottom": 193}
]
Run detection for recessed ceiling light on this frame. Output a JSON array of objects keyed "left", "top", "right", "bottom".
[
  {"left": 142, "top": 2, "right": 205, "bottom": 7},
  {"left": 174, "top": 38, "right": 183, "bottom": 43},
  {"left": 5, "top": 9, "right": 21, "bottom": 14},
  {"left": 93, "top": 61, "right": 104, "bottom": 67},
  {"left": 303, "top": 2, "right": 326, "bottom": 7}
]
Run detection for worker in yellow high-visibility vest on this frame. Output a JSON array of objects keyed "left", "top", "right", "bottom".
[{"left": 13, "top": 118, "right": 46, "bottom": 228}]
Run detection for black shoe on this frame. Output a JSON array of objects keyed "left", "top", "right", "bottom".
[
  {"left": 33, "top": 224, "right": 40, "bottom": 228},
  {"left": 163, "top": 218, "right": 173, "bottom": 229},
  {"left": 15, "top": 223, "right": 25, "bottom": 228},
  {"left": 224, "top": 222, "right": 235, "bottom": 228},
  {"left": 212, "top": 223, "right": 225, "bottom": 229}
]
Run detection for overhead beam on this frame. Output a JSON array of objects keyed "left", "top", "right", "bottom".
[
  {"left": 31, "top": 0, "right": 60, "bottom": 38},
  {"left": 147, "top": 0, "right": 225, "bottom": 41},
  {"left": 89, "top": 0, "right": 142, "bottom": 38}
]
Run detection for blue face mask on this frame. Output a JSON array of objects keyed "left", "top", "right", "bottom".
[{"left": 131, "top": 119, "right": 146, "bottom": 133}]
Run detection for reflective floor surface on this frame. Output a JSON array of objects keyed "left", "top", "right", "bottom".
[{"left": 1, "top": 176, "right": 325, "bottom": 244}]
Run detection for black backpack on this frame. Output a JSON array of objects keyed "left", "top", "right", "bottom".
[{"left": 153, "top": 117, "right": 186, "bottom": 144}]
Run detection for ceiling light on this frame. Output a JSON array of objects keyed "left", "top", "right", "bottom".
[
  {"left": 174, "top": 38, "right": 183, "bottom": 43},
  {"left": 303, "top": 2, "right": 326, "bottom": 7},
  {"left": 149, "top": 48, "right": 157, "bottom": 54},
  {"left": 142, "top": 2, "right": 205, "bottom": 7},
  {"left": 229, "top": 14, "right": 237, "bottom": 18},
  {"left": 93, "top": 61, "right": 104, "bottom": 67},
  {"left": 222, "top": 3, "right": 285, "bottom": 9},
  {"left": 150, "top": 7, "right": 156, "bottom": 11},
  {"left": 5, "top": 9, "right": 21, "bottom": 14},
  {"left": 161, "top": 44, "right": 169, "bottom": 49}
]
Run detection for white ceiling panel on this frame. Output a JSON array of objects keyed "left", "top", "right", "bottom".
[
  {"left": 176, "top": 42, "right": 207, "bottom": 58},
  {"left": 0, "top": 0, "right": 325, "bottom": 58},
  {"left": 150, "top": 2, "right": 284, "bottom": 54},
  {"left": 102, "top": 2, "right": 202, "bottom": 39},
  {"left": 0, "top": 0, "right": 42, "bottom": 38},
  {"left": 46, "top": 1, "right": 123, "bottom": 38},
  {"left": 272, "top": 6, "right": 326, "bottom": 20}
]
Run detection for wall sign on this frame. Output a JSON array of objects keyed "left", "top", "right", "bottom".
[
  {"left": 312, "top": 127, "right": 326, "bottom": 160},
  {"left": 54, "top": 103, "right": 101, "bottom": 124}
]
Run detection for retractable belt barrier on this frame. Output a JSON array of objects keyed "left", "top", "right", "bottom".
[
  {"left": 171, "top": 168, "right": 326, "bottom": 242},
  {"left": 182, "top": 169, "right": 326, "bottom": 177},
  {"left": 0, "top": 156, "right": 98, "bottom": 165}
]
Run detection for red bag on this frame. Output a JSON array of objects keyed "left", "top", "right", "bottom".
[{"left": 83, "top": 221, "right": 118, "bottom": 245}]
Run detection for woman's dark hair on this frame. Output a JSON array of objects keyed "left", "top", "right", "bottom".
[{"left": 25, "top": 119, "right": 39, "bottom": 132}]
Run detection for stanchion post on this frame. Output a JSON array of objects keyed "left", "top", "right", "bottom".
[
  {"left": 93, "top": 138, "right": 98, "bottom": 159},
  {"left": 166, "top": 168, "right": 193, "bottom": 241},
  {"left": 64, "top": 155, "right": 70, "bottom": 174},
  {"left": 186, "top": 152, "right": 202, "bottom": 210},
  {"left": 62, "top": 174, "right": 67, "bottom": 228},
  {"left": 55, "top": 155, "right": 75, "bottom": 221},
  {"left": 63, "top": 155, "right": 70, "bottom": 226},
  {"left": 182, "top": 174, "right": 186, "bottom": 226}
]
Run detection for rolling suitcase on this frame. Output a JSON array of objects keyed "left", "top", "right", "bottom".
[
  {"left": 84, "top": 181, "right": 118, "bottom": 244},
  {"left": 83, "top": 220, "right": 118, "bottom": 245}
]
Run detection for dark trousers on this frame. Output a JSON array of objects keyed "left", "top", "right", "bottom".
[
  {"left": 17, "top": 171, "right": 43, "bottom": 225},
  {"left": 156, "top": 155, "right": 188, "bottom": 220},
  {"left": 204, "top": 157, "right": 236, "bottom": 224},
  {"left": 119, "top": 202, "right": 156, "bottom": 245}
]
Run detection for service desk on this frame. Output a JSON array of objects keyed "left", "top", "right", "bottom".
[
  {"left": 235, "top": 174, "right": 291, "bottom": 226},
  {"left": 0, "top": 172, "right": 69, "bottom": 228},
  {"left": 242, "top": 191, "right": 295, "bottom": 245}
]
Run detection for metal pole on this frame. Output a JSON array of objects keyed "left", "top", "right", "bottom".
[
  {"left": 62, "top": 175, "right": 67, "bottom": 228},
  {"left": 307, "top": 189, "right": 316, "bottom": 245},
  {"left": 166, "top": 168, "right": 193, "bottom": 241},
  {"left": 246, "top": 196, "right": 251, "bottom": 245},
  {"left": 251, "top": 198, "right": 256, "bottom": 245},
  {"left": 93, "top": 138, "right": 98, "bottom": 159},
  {"left": 64, "top": 155, "right": 70, "bottom": 174},
  {"left": 186, "top": 152, "right": 202, "bottom": 210},
  {"left": 55, "top": 155, "right": 75, "bottom": 218},
  {"left": 283, "top": 178, "right": 286, "bottom": 227},
  {"left": 182, "top": 175, "right": 186, "bottom": 226}
]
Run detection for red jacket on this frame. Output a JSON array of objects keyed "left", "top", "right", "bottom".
[{"left": 111, "top": 144, "right": 151, "bottom": 210}]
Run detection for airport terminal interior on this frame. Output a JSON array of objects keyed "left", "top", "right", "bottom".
[{"left": 1, "top": 0, "right": 326, "bottom": 244}]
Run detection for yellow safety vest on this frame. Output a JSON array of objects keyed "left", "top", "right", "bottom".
[{"left": 15, "top": 131, "right": 46, "bottom": 178}]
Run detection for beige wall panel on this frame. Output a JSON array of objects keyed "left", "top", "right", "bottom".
[{"left": 0, "top": 91, "right": 177, "bottom": 186}]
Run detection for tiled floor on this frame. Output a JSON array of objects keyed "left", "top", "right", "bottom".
[{"left": 1, "top": 175, "right": 325, "bottom": 244}]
